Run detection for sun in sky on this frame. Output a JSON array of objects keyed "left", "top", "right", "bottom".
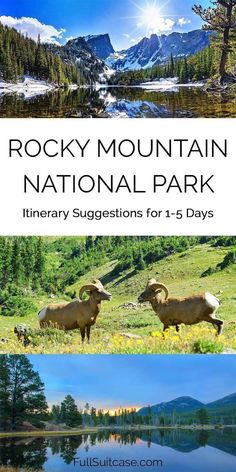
[
  {"left": 140, "top": 1, "right": 167, "bottom": 28},
  {"left": 132, "top": 0, "right": 174, "bottom": 35}
]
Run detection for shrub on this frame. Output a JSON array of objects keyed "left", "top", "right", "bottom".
[
  {"left": 201, "top": 250, "right": 236, "bottom": 277},
  {"left": 217, "top": 251, "right": 236, "bottom": 270},
  {"left": 192, "top": 339, "right": 224, "bottom": 354},
  {"left": 0, "top": 285, "right": 37, "bottom": 317},
  {"left": 201, "top": 266, "right": 216, "bottom": 278}
]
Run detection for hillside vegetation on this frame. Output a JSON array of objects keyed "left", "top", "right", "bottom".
[
  {"left": 0, "top": 23, "right": 83, "bottom": 85},
  {"left": 0, "top": 236, "right": 235, "bottom": 354}
]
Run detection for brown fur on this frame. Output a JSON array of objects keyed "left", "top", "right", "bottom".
[
  {"left": 39, "top": 280, "right": 111, "bottom": 342},
  {"left": 138, "top": 281, "right": 224, "bottom": 335}
]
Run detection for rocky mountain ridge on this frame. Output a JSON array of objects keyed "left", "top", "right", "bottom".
[
  {"left": 106, "top": 30, "right": 212, "bottom": 70},
  {"left": 138, "top": 393, "right": 236, "bottom": 416}
]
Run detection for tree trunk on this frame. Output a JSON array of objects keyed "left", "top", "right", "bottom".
[
  {"left": 219, "top": 48, "right": 228, "bottom": 82},
  {"left": 11, "top": 390, "right": 17, "bottom": 431},
  {"left": 219, "top": 3, "right": 232, "bottom": 83}
]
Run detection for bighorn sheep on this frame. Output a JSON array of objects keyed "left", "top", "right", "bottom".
[
  {"left": 38, "top": 279, "right": 112, "bottom": 343},
  {"left": 138, "top": 279, "right": 223, "bottom": 335}
]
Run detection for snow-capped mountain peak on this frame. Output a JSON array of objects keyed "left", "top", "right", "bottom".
[{"left": 106, "top": 30, "right": 212, "bottom": 71}]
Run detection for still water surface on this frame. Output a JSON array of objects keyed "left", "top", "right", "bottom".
[
  {"left": 0, "top": 428, "right": 235, "bottom": 472},
  {"left": 0, "top": 86, "right": 235, "bottom": 118}
]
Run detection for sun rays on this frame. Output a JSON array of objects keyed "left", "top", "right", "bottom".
[{"left": 124, "top": 0, "right": 177, "bottom": 40}]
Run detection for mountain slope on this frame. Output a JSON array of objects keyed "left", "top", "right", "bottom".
[
  {"left": 207, "top": 393, "right": 236, "bottom": 410},
  {"left": 138, "top": 393, "right": 236, "bottom": 424},
  {"left": 138, "top": 397, "right": 204, "bottom": 416},
  {"left": 85, "top": 34, "right": 114, "bottom": 60},
  {"left": 107, "top": 30, "right": 212, "bottom": 70},
  {"left": 48, "top": 37, "right": 107, "bottom": 82}
]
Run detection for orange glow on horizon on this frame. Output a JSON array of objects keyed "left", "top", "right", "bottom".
[{"left": 104, "top": 405, "right": 142, "bottom": 416}]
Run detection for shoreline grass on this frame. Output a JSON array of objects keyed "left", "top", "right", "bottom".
[{"left": 1, "top": 424, "right": 235, "bottom": 439}]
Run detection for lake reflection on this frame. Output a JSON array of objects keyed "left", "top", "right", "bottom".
[
  {"left": 0, "top": 428, "right": 235, "bottom": 472},
  {"left": 0, "top": 86, "right": 235, "bottom": 118}
]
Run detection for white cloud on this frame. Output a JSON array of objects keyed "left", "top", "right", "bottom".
[
  {"left": 0, "top": 16, "right": 66, "bottom": 44},
  {"left": 145, "top": 17, "right": 175, "bottom": 35},
  {"left": 123, "top": 33, "right": 130, "bottom": 39},
  {"left": 178, "top": 17, "right": 191, "bottom": 27},
  {"left": 156, "top": 18, "right": 175, "bottom": 32},
  {"left": 137, "top": 22, "right": 143, "bottom": 28}
]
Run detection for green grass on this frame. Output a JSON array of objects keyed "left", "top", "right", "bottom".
[{"left": 0, "top": 243, "right": 235, "bottom": 354}]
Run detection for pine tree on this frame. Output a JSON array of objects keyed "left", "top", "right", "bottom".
[
  {"left": 11, "top": 239, "right": 21, "bottom": 283},
  {"left": 90, "top": 406, "right": 97, "bottom": 425},
  {"left": 170, "top": 53, "right": 175, "bottom": 77},
  {"left": 22, "top": 237, "right": 35, "bottom": 287},
  {"left": 60, "top": 395, "right": 83, "bottom": 427},
  {"left": 135, "top": 250, "right": 146, "bottom": 271},
  {"left": 179, "top": 57, "right": 189, "bottom": 83},
  {"left": 60, "top": 400, "right": 67, "bottom": 423},
  {"left": 147, "top": 405, "right": 152, "bottom": 426},
  {"left": 0, "top": 355, "right": 11, "bottom": 431},
  {"left": 2, "top": 355, "right": 48, "bottom": 430},
  {"left": 34, "top": 34, "right": 47, "bottom": 79},
  {"left": 0, "top": 239, "right": 12, "bottom": 287},
  {"left": 196, "top": 408, "right": 210, "bottom": 425},
  {"left": 193, "top": 0, "right": 236, "bottom": 83},
  {"left": 85, "top": 236, "right": 94, "bottom": 251},
  {"left": 34, "top": 237, "right": 45, "bottom": 282},
  {"left": 51, "top": 404, "right": 61, "bottom": 423}
]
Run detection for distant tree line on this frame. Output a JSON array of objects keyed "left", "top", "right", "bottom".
[
  {"left": 0, "top": 23, "right": 83, "bottom": 85},
  {"left": 50, "top": 399, "right": 234, "bottom": 428}
]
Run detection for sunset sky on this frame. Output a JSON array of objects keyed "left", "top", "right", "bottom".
[
  {"left": 0, "top": 0, "right": 211, "bottom": 49},
  {"left": 29, "top": 355, "right": 236, "bottom": 411}
]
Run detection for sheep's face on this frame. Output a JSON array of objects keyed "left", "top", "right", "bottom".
[
  {"left": 138, "top": 287, "right": 161, "bottom": 303},
  {"left": 90, "top": 287, "right": 112, "bottom": 302}
]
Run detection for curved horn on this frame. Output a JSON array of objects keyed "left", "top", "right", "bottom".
[
  {"left": 91, "top": 279, "right": 103, "bottom": 287},
  {"left": 149, "top": 282, "right": 169, "bottom": 300},
  {"left": 79, "top": 283, "right": 97, "bottom": 300},
  {"left": 147, "top": 278, "right": 157, "bottom": 286}
]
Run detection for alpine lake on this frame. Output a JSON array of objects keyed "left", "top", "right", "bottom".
[
  {"left": 0, "top": 428, "right": 235, "bottom": 472},
  {"left": 0, "top": 85, "right": 236, "bottom": 118}
]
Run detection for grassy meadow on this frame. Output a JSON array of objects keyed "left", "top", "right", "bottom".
[{"left": 0, "top": 239, "right": 235, "bottom": 354}]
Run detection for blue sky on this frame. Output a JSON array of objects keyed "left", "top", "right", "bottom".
[
  {"left": 0, "top": 0, "right": 211, "bottom": 49},
  {"left": 29, "top": 355, "right": 236, "bottom": 411}
]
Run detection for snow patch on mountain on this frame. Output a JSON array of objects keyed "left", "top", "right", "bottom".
[{"left": 106, "top": 30, "right": 212, "bottom": 71}]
